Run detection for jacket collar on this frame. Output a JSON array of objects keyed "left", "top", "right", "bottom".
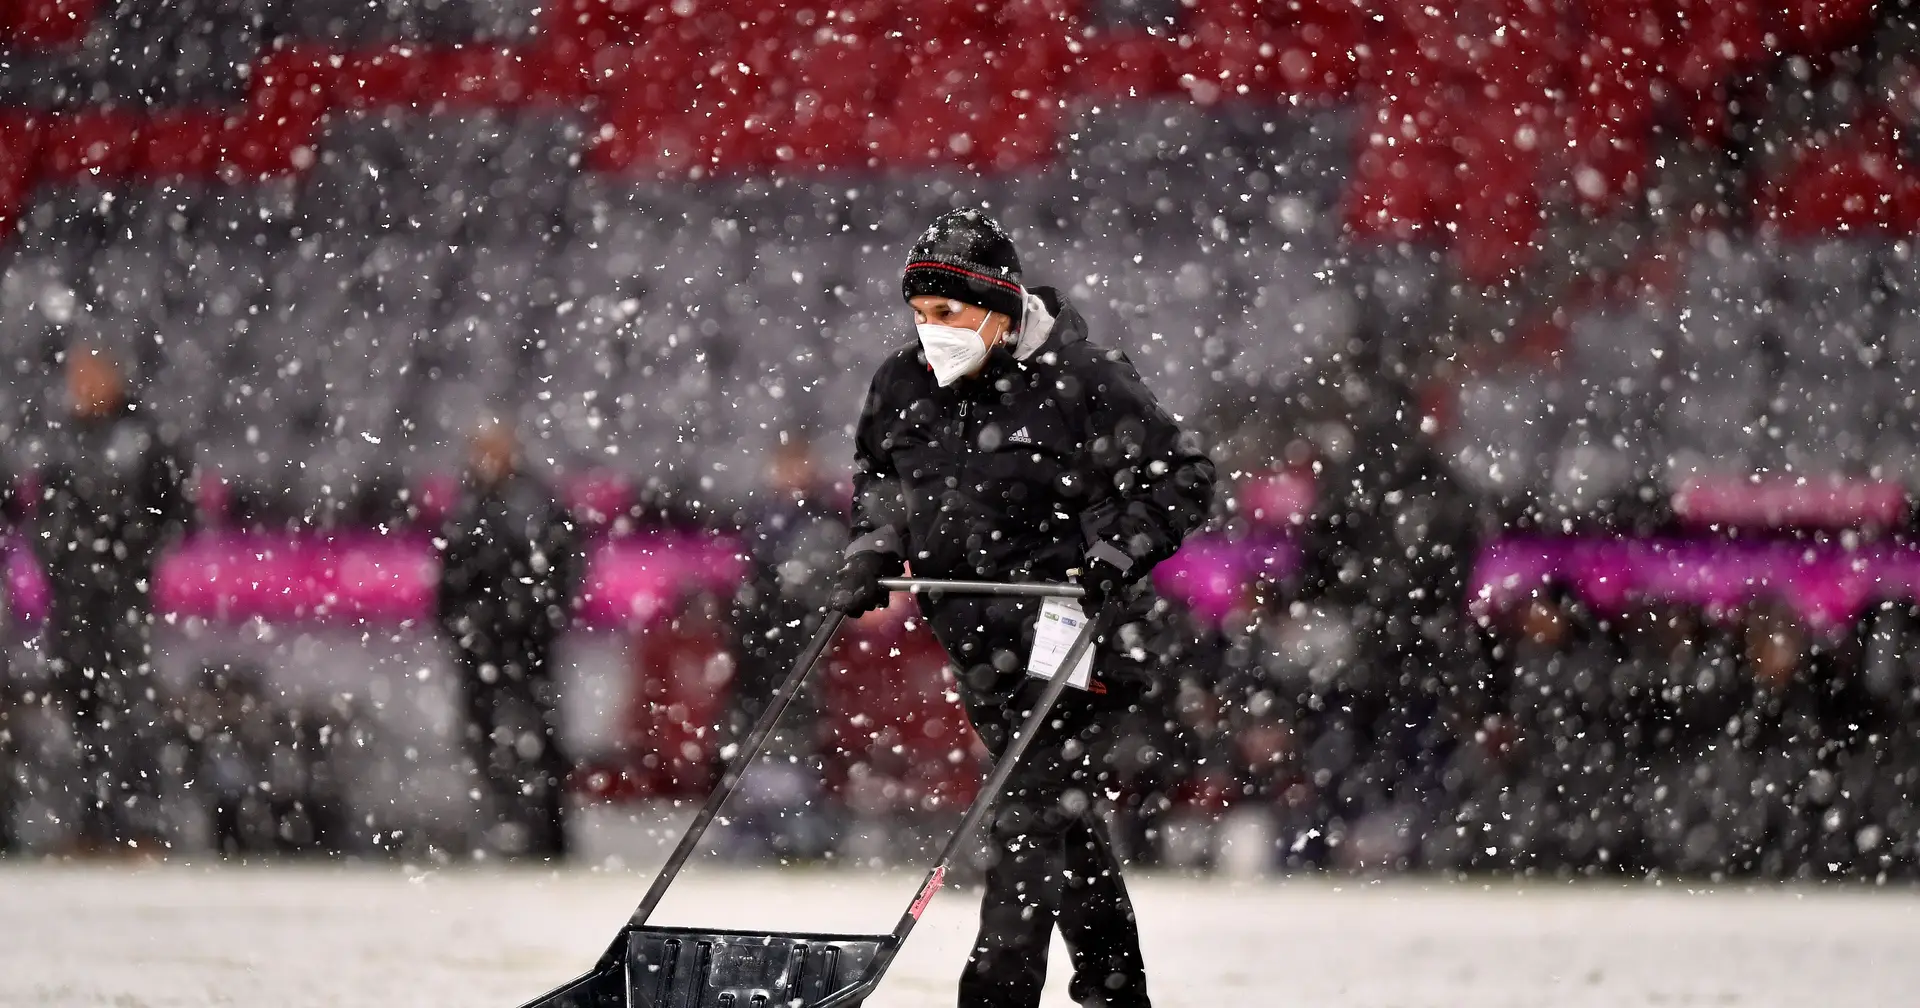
[
  {"left": 1027, "top": 286, "right": 1087, "bottom": 357},
  {"left": 968, "top": 287, "right": 1086, "bottom": 383}
]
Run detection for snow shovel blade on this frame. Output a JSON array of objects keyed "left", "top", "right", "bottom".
[{"left": 516, "top": 927, "right": 890, "bottom": 1008}]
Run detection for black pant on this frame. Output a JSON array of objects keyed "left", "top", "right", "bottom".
[
  {"left": 454, "top": 635, "right": 568, "bottom": 859},
  {"left": 959, "top": 677, "right": 1151, "bottom": 1008},
  {"left": 47, "top": 605, "right": 164, "bottom": 849}
]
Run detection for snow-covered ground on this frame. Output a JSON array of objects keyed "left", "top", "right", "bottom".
[{"left": 1, "top": 861, "right": 1915, "bottom": 1007}]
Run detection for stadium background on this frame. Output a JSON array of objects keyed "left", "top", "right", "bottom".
[{"left": 2, "top": 0, "right": 1920, "bottom": 878}]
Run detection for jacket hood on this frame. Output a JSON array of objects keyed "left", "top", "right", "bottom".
[
  {"left": 1027, "top": 286, "right": 1088, "bottom": 355},
  {"left": 972, "top": 286, "right": 1086, "bottom": 385}
]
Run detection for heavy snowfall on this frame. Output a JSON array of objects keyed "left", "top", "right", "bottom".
[{"left": 3, "top": 0, "right": 1920, "bottom": 1003}]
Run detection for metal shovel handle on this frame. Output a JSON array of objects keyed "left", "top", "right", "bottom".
[
  {"left": 619, "top": 611, "right": 846, "bottom": 936},
  {"left": 618, "top": 577, "right": 1077, "bottom": 938},
  {"left": 880, "top": 577, "right": 1084, "bottom": 599},
  {"left": 813, "top": 603, "right": 1109, "bottom": 1008}
]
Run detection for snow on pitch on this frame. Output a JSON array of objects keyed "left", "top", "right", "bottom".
[{"left": 0, "top": 864, "right": 1915, "bottom": 1007}]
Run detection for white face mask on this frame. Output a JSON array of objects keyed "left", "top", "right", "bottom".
[{"left": 916, "top": 310, "right": 996, "bottom": 387}]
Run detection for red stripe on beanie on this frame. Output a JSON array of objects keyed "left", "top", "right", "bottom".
[{"left": 904, "top": 260, "right": 1023, "bottom": 294}]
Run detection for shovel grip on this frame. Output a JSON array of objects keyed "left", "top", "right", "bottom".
[{"left": 880, "top": 578, "right": 1084, "bottom": 599}]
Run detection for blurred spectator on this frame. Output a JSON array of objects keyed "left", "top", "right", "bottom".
[
  {"left": 1292, "top": 339, "right": 1479, "bottom": 698},
  {"left": 1105, "top": 597, "right": 1212, "bottom": 865},
  {"left": 181, "top": 663, "right": 350, "bottom": 857},
  {"left": 725, "top": 438, "right": 847, "bottom": 749},
  {"left": 436, "top": 423, "right": 582, "bottom": 861},
  {"left": 186, "top": 664, "right": 276, "bottom": 855},
  {"left": 0, "top": 649, "right": 16, "bottom": 854},
  {"left": 29, "top": 344, "right": 191, "bottom": 852},
  {"left": 1859, "top": 598, "right": 1920, "bottom": 721},
  {"left": 1626, "top": 605, "right": 1739, "bottom": 745},
  {"left": 1440, "top": 587, "right": 1626, "bottom": 873}
]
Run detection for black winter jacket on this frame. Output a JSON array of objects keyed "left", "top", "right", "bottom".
[
  {"left": 436, "top": 471, "right": 582, "bottom": 654},
  {"left": 32, "top": 409, "right": 190, "bottom": 623},
  {"left": 848, "top": 287, "right": 1215, "bottom": 704}
]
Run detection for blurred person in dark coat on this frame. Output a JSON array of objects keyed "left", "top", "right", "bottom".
[
  {"left": 726, "top": 438, "right": 847, "bottom": 747},
  {"left": 30, "top": 344, "right": 191, "bottom": 851},
  {"left": 436, "top": 423, "right": 582, "bottom": 860},
  {"left": 1290, "top": 337, "right": 1477, "bottom": 697}
]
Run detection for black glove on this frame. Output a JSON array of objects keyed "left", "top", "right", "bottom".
[
  {"left": 826, "top": 551, "right": 900, "bottom": 616},
  {"left": 1076, "top": 553, "right": 1131, "bottom": 616}
]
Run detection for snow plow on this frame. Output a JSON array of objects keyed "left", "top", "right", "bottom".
[{"left": 516, "top": 577, "right": 1096, "bottom": 1008}]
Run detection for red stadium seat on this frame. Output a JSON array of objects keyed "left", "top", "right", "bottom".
[
  {"left": 1383, "top": 0, "right": 1564, "bottom": 89},
  {"left": 588, "top": 88, "right": 760, "bottom": 178},
  {"left": 1364, "top": 14, "right": 1452, "bottom": 103},
  {"left": 816, "top": 607, "right": 984, "bottom": 813},
  {"left": 0, "top": 115, "right": 36, "bottom": 233},
  {"left": 415, "top": 45, "right": 531, "bottom": 110},
  {"left": 891, "top": 0, "right": 1000, "bottom": 45},
  {"left": 1775, "top": 0, "right": 1874, "bottom": 56},
  {"left": 1073, "top": 30, "right": 1183, "bottom": 100},
  {"left": 1658, "top": 0, "right": 1764, "bottom": 142},
  {"left": 1345, "top": 152, "right": 1450, "bottom": 242},
  {"left": 1450, "top": 113, "right": 1543, "bottom": 281},
  {"left": 626, "top": 608, "right": 734, "bottom": 798},
  {"left": 540, "top": 0, "right": 658, "bottom": 48},
  {"left": 1665, "top": 0, "right": 1766, "bottom": 92},
  {"left": 1272, "top": 13, "right": 1366, "bottom": 101},
  {"left": 519, "top": 39, "right": 597, "bottom": 105},
  {"left": 876, "top": 50, "right": 1057, "bottom": 171},
  {"left": 1761, "top": 143, "right": 1910, "bottom": 238},
  {"left": 0, "top": 186, "right": 30, "bottom": 238},
  {"left": 248, "top": 45, "right": 337, "bottom": 119},
  {"left": 4, "top": 0, "right": 96, "bottom": 48},
  {"left": 219, "top": 112, "right": 320, "bottom": 180},
  {"left": 132, "top": 110, "right": 226, "bottom": 180},
  {"left": 0, "top": 113, "right": 42, "bottom": 184},
  {"left": 746, "top": 29, "right": 899, "bottom": 172},
  {"left": 37, "top": 110, "right": 140, "bottom": 182},
  {"left": 1576, "top": 0, "right": 1669, "bottom": 57},
  {"left": 1179, "top": 0, "right": 1365, "bottom": 103},
  {"left": 1346, "top": 99, "right": 1454, "bottom": 242},
  {"left": 1564, "top": 124, "right": 1649, "bottom": 212},
  {"left": 332, "top": 45, "right": 428, "bottom": 111},
  {"left": 1558, "top": 37, "right": 1655, "bottom": 211},
  {"left": 872, "top": 0, "right": 1061, "bottom": 164},
  {"left": 581, "top": 12, "right": 794, "bottom": 175}
]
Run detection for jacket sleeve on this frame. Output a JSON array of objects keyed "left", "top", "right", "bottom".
[
  {"left": 847, "top": 360, "right": 908, "bottom": 563},
  {"left": 1075, "top": 348, "right": 1216, "bottom": 578}
]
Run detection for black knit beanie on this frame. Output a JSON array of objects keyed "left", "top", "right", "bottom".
[{"left": 901, "top": 208, "right": 1025, "bottom": 323}]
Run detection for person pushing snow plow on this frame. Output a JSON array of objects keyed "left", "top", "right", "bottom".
[
  {"left": 514, "top": 209, "right": 1212, "bottom": 1008},
  {"left": 828, "top": 208, "right": 1217, "bottom": 1008}
]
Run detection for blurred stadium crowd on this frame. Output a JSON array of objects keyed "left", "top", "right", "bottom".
[{"left": 2, "top": 0, "right": 1920, "bottom": 877}]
